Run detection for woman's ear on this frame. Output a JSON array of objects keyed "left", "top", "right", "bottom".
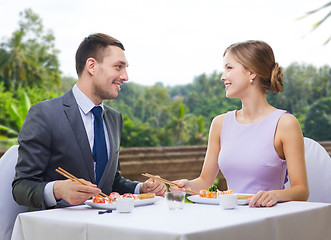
[
  {"left": 86, "top": 58, "right": 97, "bottom": 76},
  {"left": 248, "top": 71, "right": 257, "bottom": 80}
]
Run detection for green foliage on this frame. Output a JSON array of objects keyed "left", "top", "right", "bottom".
[
  {"left": 186, "top": 115, "right": 207, "bottom": 145},
  {"left": 1, "top": 62, "right": 330, "bottom": 149},
  {"left": 304, "top": 97, "right": 331, "bottom": 140},
  {"left": 121, "top": 116, "right": 162, "bottom": 147},
  {"left": 0, "top": 84, "right": 13, "bottom": 128},
  {"left": 110, "top": 63, "right": 331, "bottom": 146},
  {"left": 4, "top": 90, "right": 30, "bottom": 134},
  {"left": 169, "top": 72, "right": 241, "bottom": 123},
  {"left": 1, "top": 7, "right": 330, "bottom": 148},
  {"left": 0, "top": 85, "right": 62, "bottom": 150},
  {"left": 58, "top": 76, "right": 77, "bottom": 93},
  {"left": 267, "top": 63, "right": 331, "bottom": 131},
  {"left": 0, "top": 8, "right": 61, "bottom": 91}
]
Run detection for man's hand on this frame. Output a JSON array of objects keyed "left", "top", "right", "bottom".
[
  {"left": 54, "top": 179, "right": 101, "bottom": 206},
  {"left": 140, "top": 177, "right": 166, "bottom": 197}
]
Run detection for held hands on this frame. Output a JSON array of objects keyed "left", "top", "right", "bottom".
[
  {"left": 249, "top": 190, "right": 278, "bottom": 207},
  {"left": 140, "top": 177, "right": 167, "bottom": 197},
  {"left": 54, "top": 179, "right": 101, "bottom": 206}
]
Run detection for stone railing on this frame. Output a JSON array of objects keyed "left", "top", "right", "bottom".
[
  {"left": 119, "top": 142, "right": 331, "bottom": 190},
  {"left": 1, "top": 142, "right": 330, "bottom": 191},
  {"left": 119, "top": 145, "right": 228, "bottom": 190},
  {"left": 319, "top": 141, "right": 331, "bottom": 157}
]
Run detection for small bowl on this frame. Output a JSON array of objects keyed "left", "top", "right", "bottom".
[
  {"left": 116, "top": 198, "right": 134, "bottom": 213},
  {"left": 218, "top": 193, "right": 238, "bottom": 209}
]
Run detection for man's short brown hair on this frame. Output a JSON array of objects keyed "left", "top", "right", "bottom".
[{"left": 75, "top": 33, "right": 125, "bottom": 76}]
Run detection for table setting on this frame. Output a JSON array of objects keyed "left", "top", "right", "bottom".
[{"left": 11, "top": 171, "right": 331, "bottom": 240}]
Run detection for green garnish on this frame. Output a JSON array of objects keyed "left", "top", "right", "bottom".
[{"left": 207, "top": 184, "right": 218, "bottom": 192}]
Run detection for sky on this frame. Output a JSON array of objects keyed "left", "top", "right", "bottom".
[{"left": 0, "top": 0, "right": 330, "bottom": 86}]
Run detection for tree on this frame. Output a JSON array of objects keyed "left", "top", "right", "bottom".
[
  {"left": 166, "top": 102, "right": 191, "bottom": 146},
  {"left": 187, "top": 115, "right": 208, "bottom": 145},
  {"left": 0, "top": 8, "right": 61, "bottom": 91},
  {"left": 121, "top": 116, "right": 161, "bottom": 147},
  {"left": 140, "top": 85, "right": 169, "bottom": 129},
  {"left": 304, "top": 97, "right": 331, "bottom": 141}
]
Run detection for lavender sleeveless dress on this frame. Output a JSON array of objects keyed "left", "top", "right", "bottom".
[{"left": 218, "top": 109, "right": 287, "bottom": 194}]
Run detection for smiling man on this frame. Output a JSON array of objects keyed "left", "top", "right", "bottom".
[{"left": 12, "top": 33, "right": 166, "bottom": 210}]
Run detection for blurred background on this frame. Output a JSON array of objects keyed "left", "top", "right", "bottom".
[{"left": 0, "top": 0, "right": 330, "bottom": 151}]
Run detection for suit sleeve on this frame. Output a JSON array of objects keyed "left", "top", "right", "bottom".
[{"left": 12, "top": 103, "right": 52, "bottom": 210}]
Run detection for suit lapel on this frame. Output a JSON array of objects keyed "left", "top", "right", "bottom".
[{"left": 62, "top": 90, "right": 95, "bottom": 182}]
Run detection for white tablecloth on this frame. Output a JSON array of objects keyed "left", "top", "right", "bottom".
[{"left": 11, "top": 199, "right": 331, "bottom": 240}]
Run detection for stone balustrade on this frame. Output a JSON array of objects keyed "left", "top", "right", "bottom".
[{"left": 1, "top": 141, "right": 330, "bottom": 191}]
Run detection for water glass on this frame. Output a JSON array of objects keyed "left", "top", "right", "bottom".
[{"left": 166, "top": 191, "right": 185, "bottom": 210}]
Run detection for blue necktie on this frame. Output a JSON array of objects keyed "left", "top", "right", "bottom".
[{"left": 91, "top": 106, "right": 108, "bottom": 185}]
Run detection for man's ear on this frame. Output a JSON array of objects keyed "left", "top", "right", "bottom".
[{"left": 86, "top": 58, "right": 97, "bottom": 76}]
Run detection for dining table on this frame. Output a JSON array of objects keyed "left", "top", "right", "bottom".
[{"left": 11, "top": 197, "right": 331, "bottom": 240}]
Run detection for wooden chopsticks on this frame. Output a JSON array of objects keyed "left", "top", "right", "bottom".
[
  {"left": 56, "top": 167, "right": 108, "bottom": 199},
  {"left": 142, "top": 173, "right": 199, "bottom": 195}
]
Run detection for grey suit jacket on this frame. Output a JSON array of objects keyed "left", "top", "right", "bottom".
[{"left": 12, "top": 89, "right": 138, "bottom": 210}]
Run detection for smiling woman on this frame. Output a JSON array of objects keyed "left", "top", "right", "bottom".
[
  {"left": 169, "top": 40, "right": 309, "bottom": 208},
  {"left": 221, "top": 40, "right": 284, "bottom": 98}
]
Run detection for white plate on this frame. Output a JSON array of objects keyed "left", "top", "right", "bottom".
[
  {"left": 85, "top": 196, "right": 162, "bottom": 210},
  {"left": 187, "top": 195, "right": 218, "bottom": 205},
  {"left": 236, "top": 194, "right": 253, "bottom": 205},
  {"left": 187, "top": 193, "right": 253, "bottom": 205}
]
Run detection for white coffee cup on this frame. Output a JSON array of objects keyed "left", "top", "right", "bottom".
[
  {"left": 116, "top": 198, "right": 134, "bottom": 213},
  {"left": 218, "top": 193, "right": 238, "bottom": 209}
]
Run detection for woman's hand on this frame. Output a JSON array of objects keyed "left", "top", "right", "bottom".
[
  {"left": 140, "top": 177, "right": 167, "bottom": 197},
  {"left": 249, "top": 190, "right": 278, "bottom": 207},
  {"left": 169, "top": 179, "right": 191, "bottom": 192}
]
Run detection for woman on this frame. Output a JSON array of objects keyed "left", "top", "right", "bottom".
[{"left": 171, "top": 40, "right": 309, "bottom": 207}]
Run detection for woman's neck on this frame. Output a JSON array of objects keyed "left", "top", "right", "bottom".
[{"left": 237, "top": 95, "right": 275, "bottom": 124}]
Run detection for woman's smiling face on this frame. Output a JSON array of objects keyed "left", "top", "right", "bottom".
[{"left": 220, "top": 52, "right": 252, "bottom": 99}]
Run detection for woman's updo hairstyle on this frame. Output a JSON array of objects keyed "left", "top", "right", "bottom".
[{"left": 223, "top": 40, "right": 284, "bottom": 93}]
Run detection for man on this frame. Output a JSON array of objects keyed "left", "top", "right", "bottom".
[{"left": 12, "top": 33, "right": 166, "bottom": 210}]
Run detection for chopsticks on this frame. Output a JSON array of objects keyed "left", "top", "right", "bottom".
[
  {"left": 142, "top": 173, "right": 199, "bottom": 195},
  {"left": 56, "top": 167, "right": 108, "bottom": 199}
]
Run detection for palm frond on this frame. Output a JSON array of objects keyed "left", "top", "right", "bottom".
[
  {"left": 21, "top": 91, "right": 31, "bottom": 118},
  {"left": 296, "top": 2, "right": 331, "bottom": 20},
  {"left": 0, "top": 124, "right": 19, "bottom": 136},
  {"left": 297, "top": 2, "right": 331, "bottom": 45},
  {"left": 310, "top": 11, "right": 331, "bottom": 32},
  {"left": 323, "top": 35, "right": 331, "bottom": 45}
]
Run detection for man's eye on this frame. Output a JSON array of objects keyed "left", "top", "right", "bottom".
[{"left": 115, "top": 65, "right": 121, "bottom": 70}]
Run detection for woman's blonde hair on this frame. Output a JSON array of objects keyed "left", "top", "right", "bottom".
[{"left": 224, "top": 40, "right": 284, "bottom": 93}]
